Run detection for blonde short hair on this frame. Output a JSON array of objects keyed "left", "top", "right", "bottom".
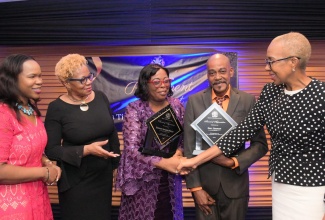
[
  {"left": 55, "top": 54, "right": 87, "bottom": 81},
  {"left": 274, "top": 32, "right": 311, "bottom": 70}
]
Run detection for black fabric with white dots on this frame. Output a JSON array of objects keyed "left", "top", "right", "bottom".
[{"left": 218, "top": 78, "right": 325, "bottom": 186}]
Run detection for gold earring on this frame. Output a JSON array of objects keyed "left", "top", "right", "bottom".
[{"left": 292, "top": 68, "right": 295, "bottom": 72}]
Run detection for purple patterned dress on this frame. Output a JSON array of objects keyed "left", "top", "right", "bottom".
[{"left": 116, "top": 97, "right": 184, "bottom": 220}]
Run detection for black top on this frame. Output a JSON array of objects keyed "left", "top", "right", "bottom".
[
  {"left": 218, "top": 78, "right": 325, "bottom": 187},
  {"left": 45, "top": 90, "right": 120, "bottom": 192}
]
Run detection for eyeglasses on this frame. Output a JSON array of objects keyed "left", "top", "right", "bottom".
[
  {"left": 265, "top": 56, "right": 300, "bottom": 67},
  {"left": 147, "top": 78, "right": 172, "bottom": 87},
  {"left": 68, "top": 73, "right": 94, "bottom": 85}
]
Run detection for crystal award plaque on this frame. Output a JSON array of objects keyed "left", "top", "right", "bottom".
[{"left": 191, "top": 103, "right": 237, "bottom": 155}]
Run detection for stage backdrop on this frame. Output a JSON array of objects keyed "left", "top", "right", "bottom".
[{"left": 87, "top": 52, "right": 238, "bottom": 131}]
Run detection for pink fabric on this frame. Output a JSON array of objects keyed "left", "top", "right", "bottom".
[{"left": 0, "top": 104, "right": 53, "bottom": 220}]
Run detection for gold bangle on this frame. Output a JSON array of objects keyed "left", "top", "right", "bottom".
[
  {"left": 44, "top": 167, "right": 50, "bottom": 182},
  {"left": 189, "top": 187, "right": 202, "bottom": 192}
]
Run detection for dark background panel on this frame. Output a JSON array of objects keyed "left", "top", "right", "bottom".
[{"left": 0, "top": 0, "right": 324, "bottom": 45}]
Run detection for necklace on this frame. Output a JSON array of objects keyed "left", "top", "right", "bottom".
[
  {"left": 16, "top": 103, "right": 34, "bottom": 116},
  {"left": 67, "top": 94, "right": 90, "bottom": 111}
]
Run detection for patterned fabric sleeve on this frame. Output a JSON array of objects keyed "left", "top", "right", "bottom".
[
  {"left": 116, "top": 101, "right": 161, "bottom": 195},
  {"left": 0, "top": 106, "right": 13, "bottom": 163},
  {"left": 217, "top": 84, "right": 268, "bottom": 156}
]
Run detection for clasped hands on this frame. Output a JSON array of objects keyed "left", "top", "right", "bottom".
[
  {"left": 164, "top": 152, "right": 232, "bottom": 175},
  {"left": 175, "top": 157, "right": 197, "bottom": 175},
  {"left": 159, "top": 150, "right": 195, "bottom": 175}
]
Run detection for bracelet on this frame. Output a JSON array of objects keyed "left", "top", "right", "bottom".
[
  {"left": 189, "top": 187, "right": 202, "bottom": 192},
  {"left": 44, "top": 167, "right": 50, "bottom": 182},
  {"left": 230, "top": 157, "right": 239, "bottom": 169}
]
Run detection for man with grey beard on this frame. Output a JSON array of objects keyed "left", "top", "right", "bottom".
[{"left": 184, "top": 53, "right": 268, "bottom": 220}]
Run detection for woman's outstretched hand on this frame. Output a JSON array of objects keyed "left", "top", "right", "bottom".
[
  {"left": 176, "top": 145, "right": 223, "bottom": 174},
  {"left": 84, "top": 140, "right": 120, "bottom": 159}
]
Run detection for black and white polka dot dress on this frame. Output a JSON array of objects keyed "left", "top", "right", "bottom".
[{"left": 218, "top": 78, "right": 325, "bottom": 187}]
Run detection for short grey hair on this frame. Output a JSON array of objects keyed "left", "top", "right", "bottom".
[{"left": 274, "top": 32, "right": 311, "bottom": 70}]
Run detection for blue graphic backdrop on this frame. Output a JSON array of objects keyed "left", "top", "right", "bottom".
[{"left": 87, "top": 52, "right": 237, "bottom": 130}]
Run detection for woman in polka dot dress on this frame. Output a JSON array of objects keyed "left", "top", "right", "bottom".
[{"left": 178, "top": 32, "right": 325, "bottom": 220}]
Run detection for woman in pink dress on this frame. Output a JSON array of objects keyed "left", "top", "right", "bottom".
[{"left": 0, "top": 54, "right": 61, "bottom": 220}]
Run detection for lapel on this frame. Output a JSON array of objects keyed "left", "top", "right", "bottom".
[
  {"left": 202, "top": 87, "right": 213, "bottom": 109},
  {"left": 226, "top": 88, "right": 240, "bottom": 117}
]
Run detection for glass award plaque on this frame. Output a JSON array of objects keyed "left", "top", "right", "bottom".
[
  {"left": 138, "top": 104, "right": 183, "bottom": 158},
  {"left": 191, "top": 103, "right": 237, "bottom": 155}
]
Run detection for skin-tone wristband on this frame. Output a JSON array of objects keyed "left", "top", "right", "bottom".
[
  {"left": 189, "top": 187, "right": 203, "bottom": 192},
  {"left": 231, "top": 157, "right": 239, "bottom": 169},
  {"left": 44, "top": 159, "right": 52, "bottom": 165}
]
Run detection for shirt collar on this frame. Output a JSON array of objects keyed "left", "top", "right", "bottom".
[{"left": 211, "top": 85, "right": 231, "bottom": 102}]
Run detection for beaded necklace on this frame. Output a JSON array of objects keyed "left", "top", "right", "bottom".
[{"left": 16, "top": 103, "right": 34, "bottom": 116}]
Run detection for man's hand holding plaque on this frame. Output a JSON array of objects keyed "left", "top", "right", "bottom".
[
  {"left": 191, "top": 103, "right": 237, "bottom": 155},
  {"left": 139, "top": 104, "right": 183, "bottom": 158}
]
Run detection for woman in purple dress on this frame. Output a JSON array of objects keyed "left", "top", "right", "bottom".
[{"left": 116, "top": 64, "right": 185, "bottom": 220}]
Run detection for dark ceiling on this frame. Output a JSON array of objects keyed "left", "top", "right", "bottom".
[{"left": 0, "top": 0, "right": 324, "bottom": 45}]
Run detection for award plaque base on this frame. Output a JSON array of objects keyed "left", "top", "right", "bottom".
[
  {"left": 192, "top": 149, "right": 205, "bottom": 155},
  {"left": 138, "top": 147, "right": 175, "bottom": 158}
]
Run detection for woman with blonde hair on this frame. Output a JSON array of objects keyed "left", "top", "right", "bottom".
[{"left": 45, "top": 54, "right": 120, "bottom": 220}]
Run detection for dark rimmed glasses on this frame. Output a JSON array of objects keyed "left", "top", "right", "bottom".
[
  {"left": 147, "top": 78, "right": 172, "bottom": 87},
  {"left": 265, "top": 56, "right": 300, "bottom": 67},
  {"left": 68, "top": 73, "right": 94, "bottom": 85}
]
